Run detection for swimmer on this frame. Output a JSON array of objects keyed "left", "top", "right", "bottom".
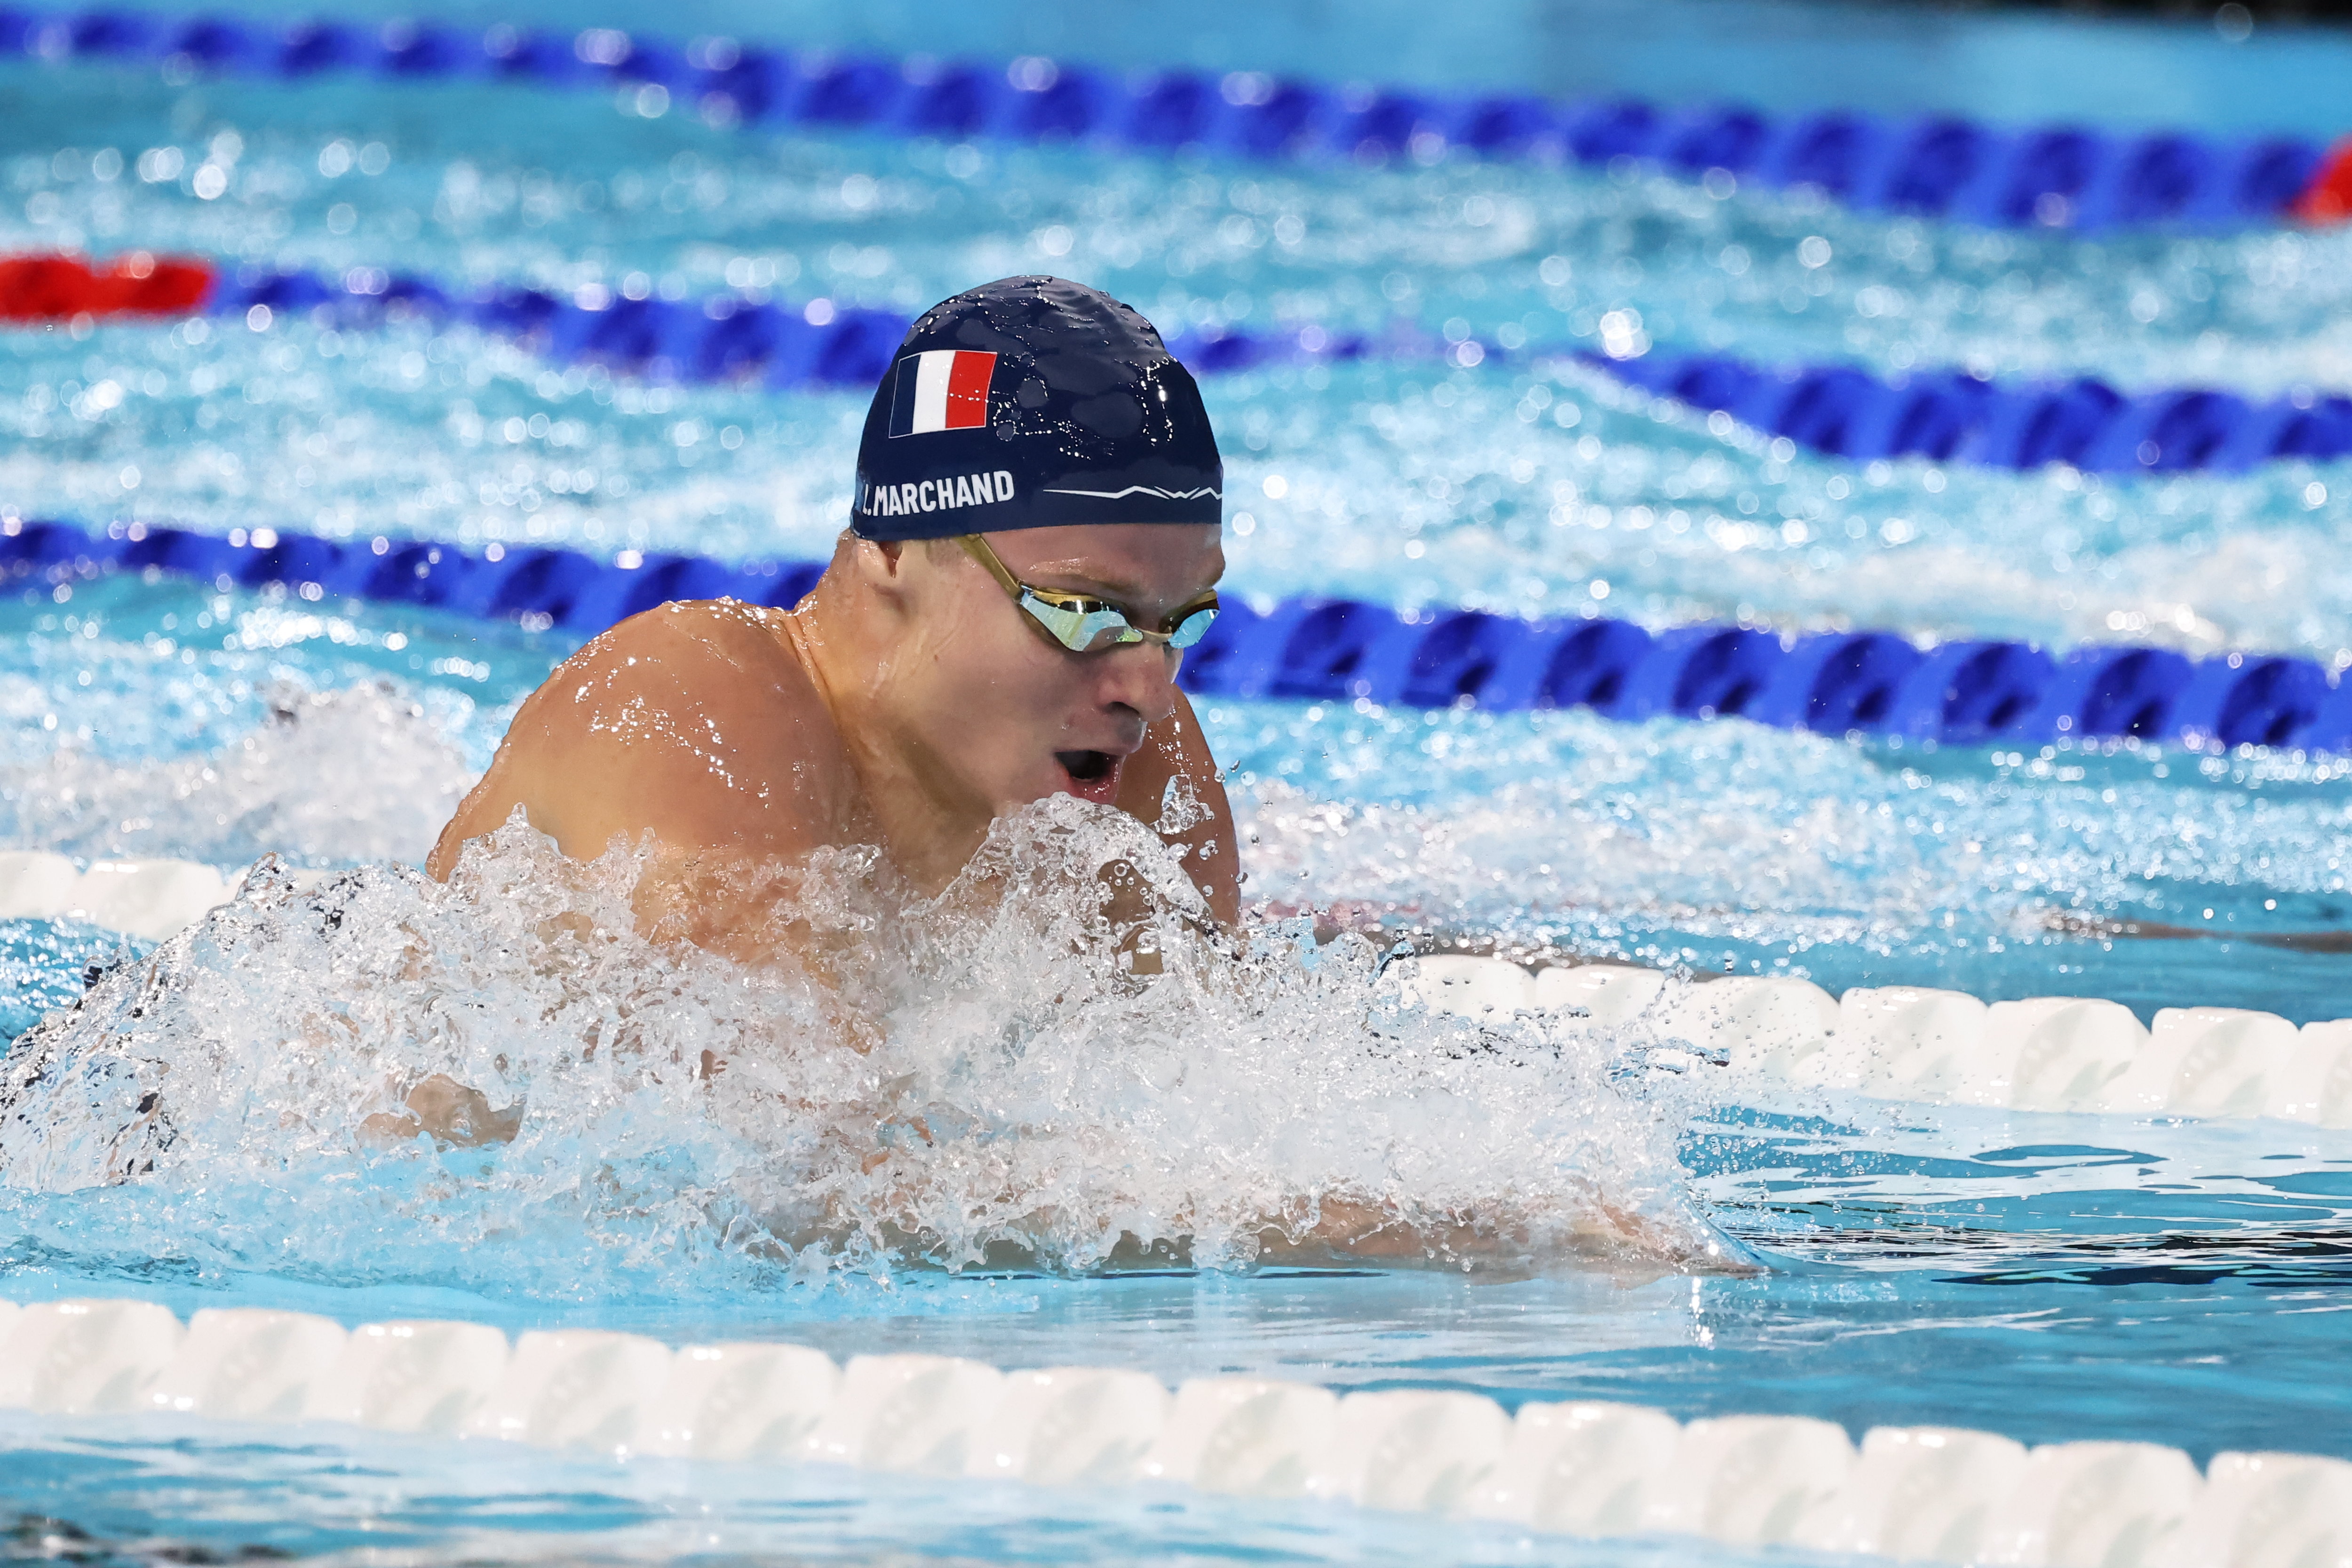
[
  {"left": 384, "top": 275, "right": 1740, "bottom": 1277},
  {"left": 384, "top": 278, "right": 1238, "bottom": 1143},
  {"left": 429, "top": 275, "right": 1238, "bottom": 947}
]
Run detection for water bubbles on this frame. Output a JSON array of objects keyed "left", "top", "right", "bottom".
[
  {"left": 1597, "top": 310, "right": 1648, "bottom": 358},
  {"left": 574, "top": 28, "right": 631, "bottom": 66},
  {"left": 1006, "top": 56, "right": 1060, "bottom": 93},
  {"left": 1220, "top": 72, "right": 1276, "bottom": 108}
]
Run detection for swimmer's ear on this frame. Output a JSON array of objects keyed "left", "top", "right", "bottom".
[
  {"left": 848, "top": 535, "right": 908, "bottom": 581},
  {"left": 845, "top": 536, "right": 925, "bottom": 620}
]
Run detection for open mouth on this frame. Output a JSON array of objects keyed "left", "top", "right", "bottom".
[{"left": 1055, "top": 749, "right": 1122, "bottom": 801}]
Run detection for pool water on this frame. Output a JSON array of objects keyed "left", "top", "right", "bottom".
[{"left": 2, "top": 0, "right": 2351, "bottom": 1562}]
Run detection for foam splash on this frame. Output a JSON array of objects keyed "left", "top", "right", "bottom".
[
  {"left": 1240, "top": 773, "right": 1920, "bottom": 952},
  {"left": 0, "top": 679, "right": 477, "bottom": 868},
  {"left": 0, "top": 799, "right": 1728, "bottom": 1293},
  {"left": 1217, "top": 702, "right": 2352, "bottom": 946}
]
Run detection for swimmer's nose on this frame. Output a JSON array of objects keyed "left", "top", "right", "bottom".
[{"left": 1097, "top": 639, "right": 1182, "bottom": 729}]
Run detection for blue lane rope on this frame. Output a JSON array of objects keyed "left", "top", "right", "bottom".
[
  {"left": 1587, "top": 348, "right": 2352, "bottom": 475},
  {"left": 201, "top": 262, "right": 1451, "bottom": 392},
  {"left": 10, "top": 515, "right": 2350, "bottom": 756},
  {"left": 203, "top": 262, "right": 2352, "bottom": 477},
  {"left": 2, "top": 9, "right": 2336, "bottom": 234}
]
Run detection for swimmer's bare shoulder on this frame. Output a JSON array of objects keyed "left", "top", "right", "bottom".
[{"left": 428, "top": 597, "right": 858, "bottom": 880}]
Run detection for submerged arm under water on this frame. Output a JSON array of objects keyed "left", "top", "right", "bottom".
[
  {"left": 776, "top": 1189, "right": 1753, "bottom": 1282},
  {"left": 356, "top": 1073, "right": 524, "bottom": 1148},
  {"left": 837, "top": 1192, "right": 1756, "bottom": 1281},
  {"left": 1247, "top": 1193, "right": 1757, "bottom": 1279}
]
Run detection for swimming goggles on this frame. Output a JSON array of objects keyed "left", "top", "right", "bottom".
[{"left": 955, "top": 534, "right": 1219, "bottom": 655}]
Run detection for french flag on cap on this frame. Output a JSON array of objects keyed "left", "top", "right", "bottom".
[{"left": 888, "top": 350, "right": 996, "bottom": 438}]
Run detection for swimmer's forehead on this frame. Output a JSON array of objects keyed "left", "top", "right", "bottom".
[
  {"left": 992, "top": 526, "right": 1224, "bottom": 602},
  {"left": 1019, "top": 557, "right": 1226, "bottom": 599}
]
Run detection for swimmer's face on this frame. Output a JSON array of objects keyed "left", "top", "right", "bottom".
[{"left": 870, "top": 523, "right": 1224, "bottom": 817}]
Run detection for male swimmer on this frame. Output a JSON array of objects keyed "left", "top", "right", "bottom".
[
  {"left": 387, "top": 275, "right": 1731, "bottom": 1275},
  {"left": 428, "top": 274, "right": 1238, "bottom": 948}
]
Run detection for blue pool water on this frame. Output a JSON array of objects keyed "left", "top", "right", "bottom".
[{"left": 2, "top": 0, "right": 2351, "bottom": 1562}]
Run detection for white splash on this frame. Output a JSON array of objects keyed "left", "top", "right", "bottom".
[
  {"left": 0, "top": 680, "right": 475, "bottom": 868},
  {"left": 0, "top": 799, "right": 1732, "bottom": 1293}
]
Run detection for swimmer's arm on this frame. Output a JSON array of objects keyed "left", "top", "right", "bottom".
[
  {"left": 358, "top": 1074, "right": 522, "bottom": 1148},
  {"left": 1248, "top": 1195, "right": 1754, "bottom": 1278},
  {"left": 1115, "top": 687, "right": 1240, "bottom": 927}
]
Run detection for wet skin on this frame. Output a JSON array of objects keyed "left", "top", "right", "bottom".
[{"left": 427, "top": 522, "right": 1240, "bottom": 957}]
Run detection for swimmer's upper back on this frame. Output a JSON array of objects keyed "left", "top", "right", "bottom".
[{"left": 427, "top": 597, "right": 861, "bottom": 881}]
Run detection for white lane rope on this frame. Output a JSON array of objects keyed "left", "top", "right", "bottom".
[
  {"left": 0, "top": 1295, "right": 2344, "bottom": 1567},
  {"left": 1391, "top": 955, "right": 2352, "bottom": 1125}
]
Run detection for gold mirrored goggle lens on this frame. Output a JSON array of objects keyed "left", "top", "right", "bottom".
[
  {"left": 954, "top": 537, "right": 1218, "bottom": 655},
  {"left": 1165, "top": 602, "right": 1218, "bottom": 650},
  {"left": 1017, "top": 588, "right": 1219, "bottom": 653}
]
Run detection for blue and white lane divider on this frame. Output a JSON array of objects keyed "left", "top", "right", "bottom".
[
  {"left": 204, "top": 262, "right": 1440, "bottom": 393},
  {"left": 209, "top": 263, "right": 912, "bottom": 395},
  {"left": 6, "top": 10, "right": 2343, "bottom": 234},
  {"left": 1398, "top": 958, "right": 2352, "bottom": 1125},
  {"left": 12, "top": 514, "right": 2352, "bottom": 756},
  {"left": 203, "top": 261, "right": 2352, "bottom": 478},
  {"left": 1590, "top": 348, "right": 2352, "bottom": 475},
  {"left": 2, "top": 1293, "right": 2349, "bottom": 1566}
]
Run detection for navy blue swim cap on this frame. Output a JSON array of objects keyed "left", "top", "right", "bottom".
[{"left": 850, "top": 276, "right": 1223, "bottom": 541}]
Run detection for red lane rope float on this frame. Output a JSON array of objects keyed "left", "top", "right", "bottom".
[
  {"left": 2290, "top": 138, "right": 2352, "bottom": 225},
  {"left": 0, "top": 252, "right": 214, "bottom": 322}
]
